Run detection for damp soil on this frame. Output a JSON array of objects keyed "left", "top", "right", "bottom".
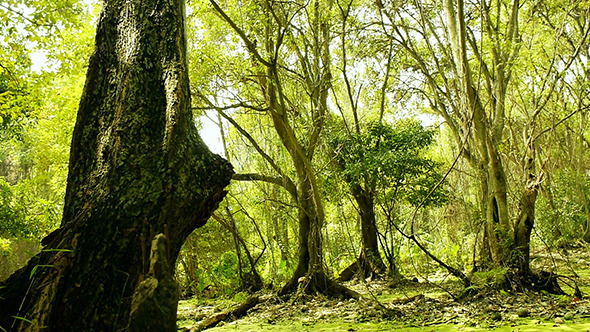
[{"left": 177, "top": 246, "right": 590, "bottom": 331}]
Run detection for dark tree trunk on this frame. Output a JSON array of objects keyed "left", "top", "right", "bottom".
[
  {"left": 0, "top": 0, "right": 233, "bottom": 330},
  {"left": 507, "top": 180, "right": 563, "bottom": 294},
  {"left": 513, "top": 181, "right": 536, "bottom": 274},
  {"left": 339, "top": 186, "right": 386, "bottom": 281}
]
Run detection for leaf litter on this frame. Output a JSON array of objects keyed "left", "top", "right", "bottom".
[{"left": 178, "top": 246, "right": 590, "bottom": 331}]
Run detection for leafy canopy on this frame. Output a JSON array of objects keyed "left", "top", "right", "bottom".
[{"left": 330, "top": 119, "right": 448, "bottom": 207}]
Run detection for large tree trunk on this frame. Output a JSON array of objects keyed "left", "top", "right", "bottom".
[{"left": 0, "top": 0, "right": 233, "bottom": 330}]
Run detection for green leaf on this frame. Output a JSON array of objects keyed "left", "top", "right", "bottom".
[
  {"left": 11, "top": 316, "right": 32, "bottom": 324},
  {"left": 29, "top": 265, "right": 38, "bottom": 279},
  {"left": 41, "top": 248, "right": 74, "bottom": 253},
  {"left": 29, "top": 264, "right": 54, "bottom": 279}
]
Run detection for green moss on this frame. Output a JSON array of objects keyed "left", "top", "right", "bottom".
[{"left": 469, "top": 267, "right": 509, "bottom": 289}]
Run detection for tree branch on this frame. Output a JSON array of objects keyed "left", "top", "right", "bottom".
[
  {"left": 233, "top": 173, "right": 297, "bottom": 199},
  {"left": 193, "top": 102, "right": 268, "bottom": 113},
  {"left": 209, "top": 0, "right": 273, "bottom": 67},
  {"left": 195, "top": 91, "right": 297, "bottom": 197}
]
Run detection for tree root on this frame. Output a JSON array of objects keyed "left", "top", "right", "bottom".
[
  {"left": 285, "top": 271, "right": 361, "bottom": 300},
  {"left": 294, "top": 272, "right": 401, "bottom": 318},
  {"left": 185, "top": 295, "right": 267, "bottom": 331},
  {"left": 505, "top": 269, "right": 565, "bottom": 295},
  {"left": 185, "top": 270, "right": 403, "bottom": 332},
  {"left": 338, "top": 253, "right": 386, "bottom": 282},
  {"left": 460, "top": 268, "right": 566, "bottom": 300}
]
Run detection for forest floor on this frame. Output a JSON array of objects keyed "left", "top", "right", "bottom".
[{"left": 177, "top": 245, "right": 590, "bottom": 331}]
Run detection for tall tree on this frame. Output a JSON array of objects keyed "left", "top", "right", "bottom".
[
  {"left": 202, "top": 0, "right": 356, "bottom": 297},
  {"left": 330, "top": 120, "right": 447, "bottom": 281},
  {"left": 0, "top": 0, "right": 233, "bottom": 330},
  {"left": 326, "top": 0, "right": 390, "bottom": 281}
]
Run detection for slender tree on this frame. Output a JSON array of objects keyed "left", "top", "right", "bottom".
[
  {"left": 327, "top": 0, "right": 390, "bottom": 281},
  {"left": 202, "top": 0, "right": 358, "bottom": 297},
  {"left": 331, "top": 121, "right": 447, "bottom": 281},
  {"left": 0, "top": 0, "right": 233, "bottom": 330}
]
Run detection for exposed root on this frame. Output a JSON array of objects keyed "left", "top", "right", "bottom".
[
  {"left": 294, "top": 271, "right": 361, "bottom": 300},
  {"left": 292, "top": 272, "right": 402, "bottom": 319},
  {"left": 460, "top": 268, "right": 566, "bottom": 300},
  {"left": 185, "top": 295, "right": 267, "bottom": 331},
  {"left": 505, "top": 269, "right": 565, "bottom": 295},
  {"left": 183, "top": 272, "right": 377, "bottom": 332},
  {"left": 338, "top": 253, "right": 386, "bottom": 282}
]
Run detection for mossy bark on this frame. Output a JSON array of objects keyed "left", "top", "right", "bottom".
[
  {"left": 0, "top": 0, "right": 233, "bottom": 330},
  {"left": 128, "top": 234, "right": 178, "bottom": 332}
]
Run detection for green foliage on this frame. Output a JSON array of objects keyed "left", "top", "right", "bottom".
[
  {"left": 536, "top": 168, "right": 590, "bottom": 246},
  {"left": 330, "top": 119, "right": 448, "bottom": 207},
  {"left": 0, "top": 237, "right": 40, "bottom": 281},
  {"left": 194, "top": 269, "right": 206, "bottom": 295},
  {"left": 177, "top": 218, "right": 246, "bottom": 297},
  {"left": 0, "top": 0, "right": 83, "bottom": 45},
  {"left": 0, "top": 68, "right": 77, "bottom": 239},
  {"left": 440, "top": 244, "right": 468, "bottom": 270},
  {"left": 465, "top": 267, "right": 509, "bottom": 294},
  {"left": 0, "top": 1, "right": 93, "bottom": 288},
  {"left": 214, "top": 251, "right": 240, "bottom": 286},
  {"left": 0, "top": 177, "right": 59, "bottom": 239},
  {"left": 0, "top": 55, "right": 41, "bottom": 133},
  {"left": 0, "top": 0, "right": 84, "bottom": 125}
]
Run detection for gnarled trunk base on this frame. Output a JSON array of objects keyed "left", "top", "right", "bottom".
[
  {"left": 292, "top": 271, "right": 360, "bottom": 299},
  {"left": 338, "top": 251, "right": 386, "bottom": 282},
  {"left": 128, "top": 234, "right": 178, "bottom": 332},
  {"left": 504, "top": 269, "right": 564, "bottom": 295}
]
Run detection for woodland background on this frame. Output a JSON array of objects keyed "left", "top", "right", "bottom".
[{"left": 1, "top": 0, "right": 589, "bottom": 301}]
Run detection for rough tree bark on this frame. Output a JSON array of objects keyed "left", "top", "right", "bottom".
[
  {"left": 128, "top": 234, "right": 178, "bottom": 332},
  {"left": 0, "top": 0, "right": 233, "bottom": 330}
]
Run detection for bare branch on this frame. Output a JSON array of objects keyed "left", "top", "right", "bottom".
[
  {"left": 193, "top": 102, "right": 269, "bottom": 113},
  {"left": 195, "top": 91, "right": 297, "bottom": 196},
  {"left": 233, "top": 173, "right": 297, "bottom": 199}
]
